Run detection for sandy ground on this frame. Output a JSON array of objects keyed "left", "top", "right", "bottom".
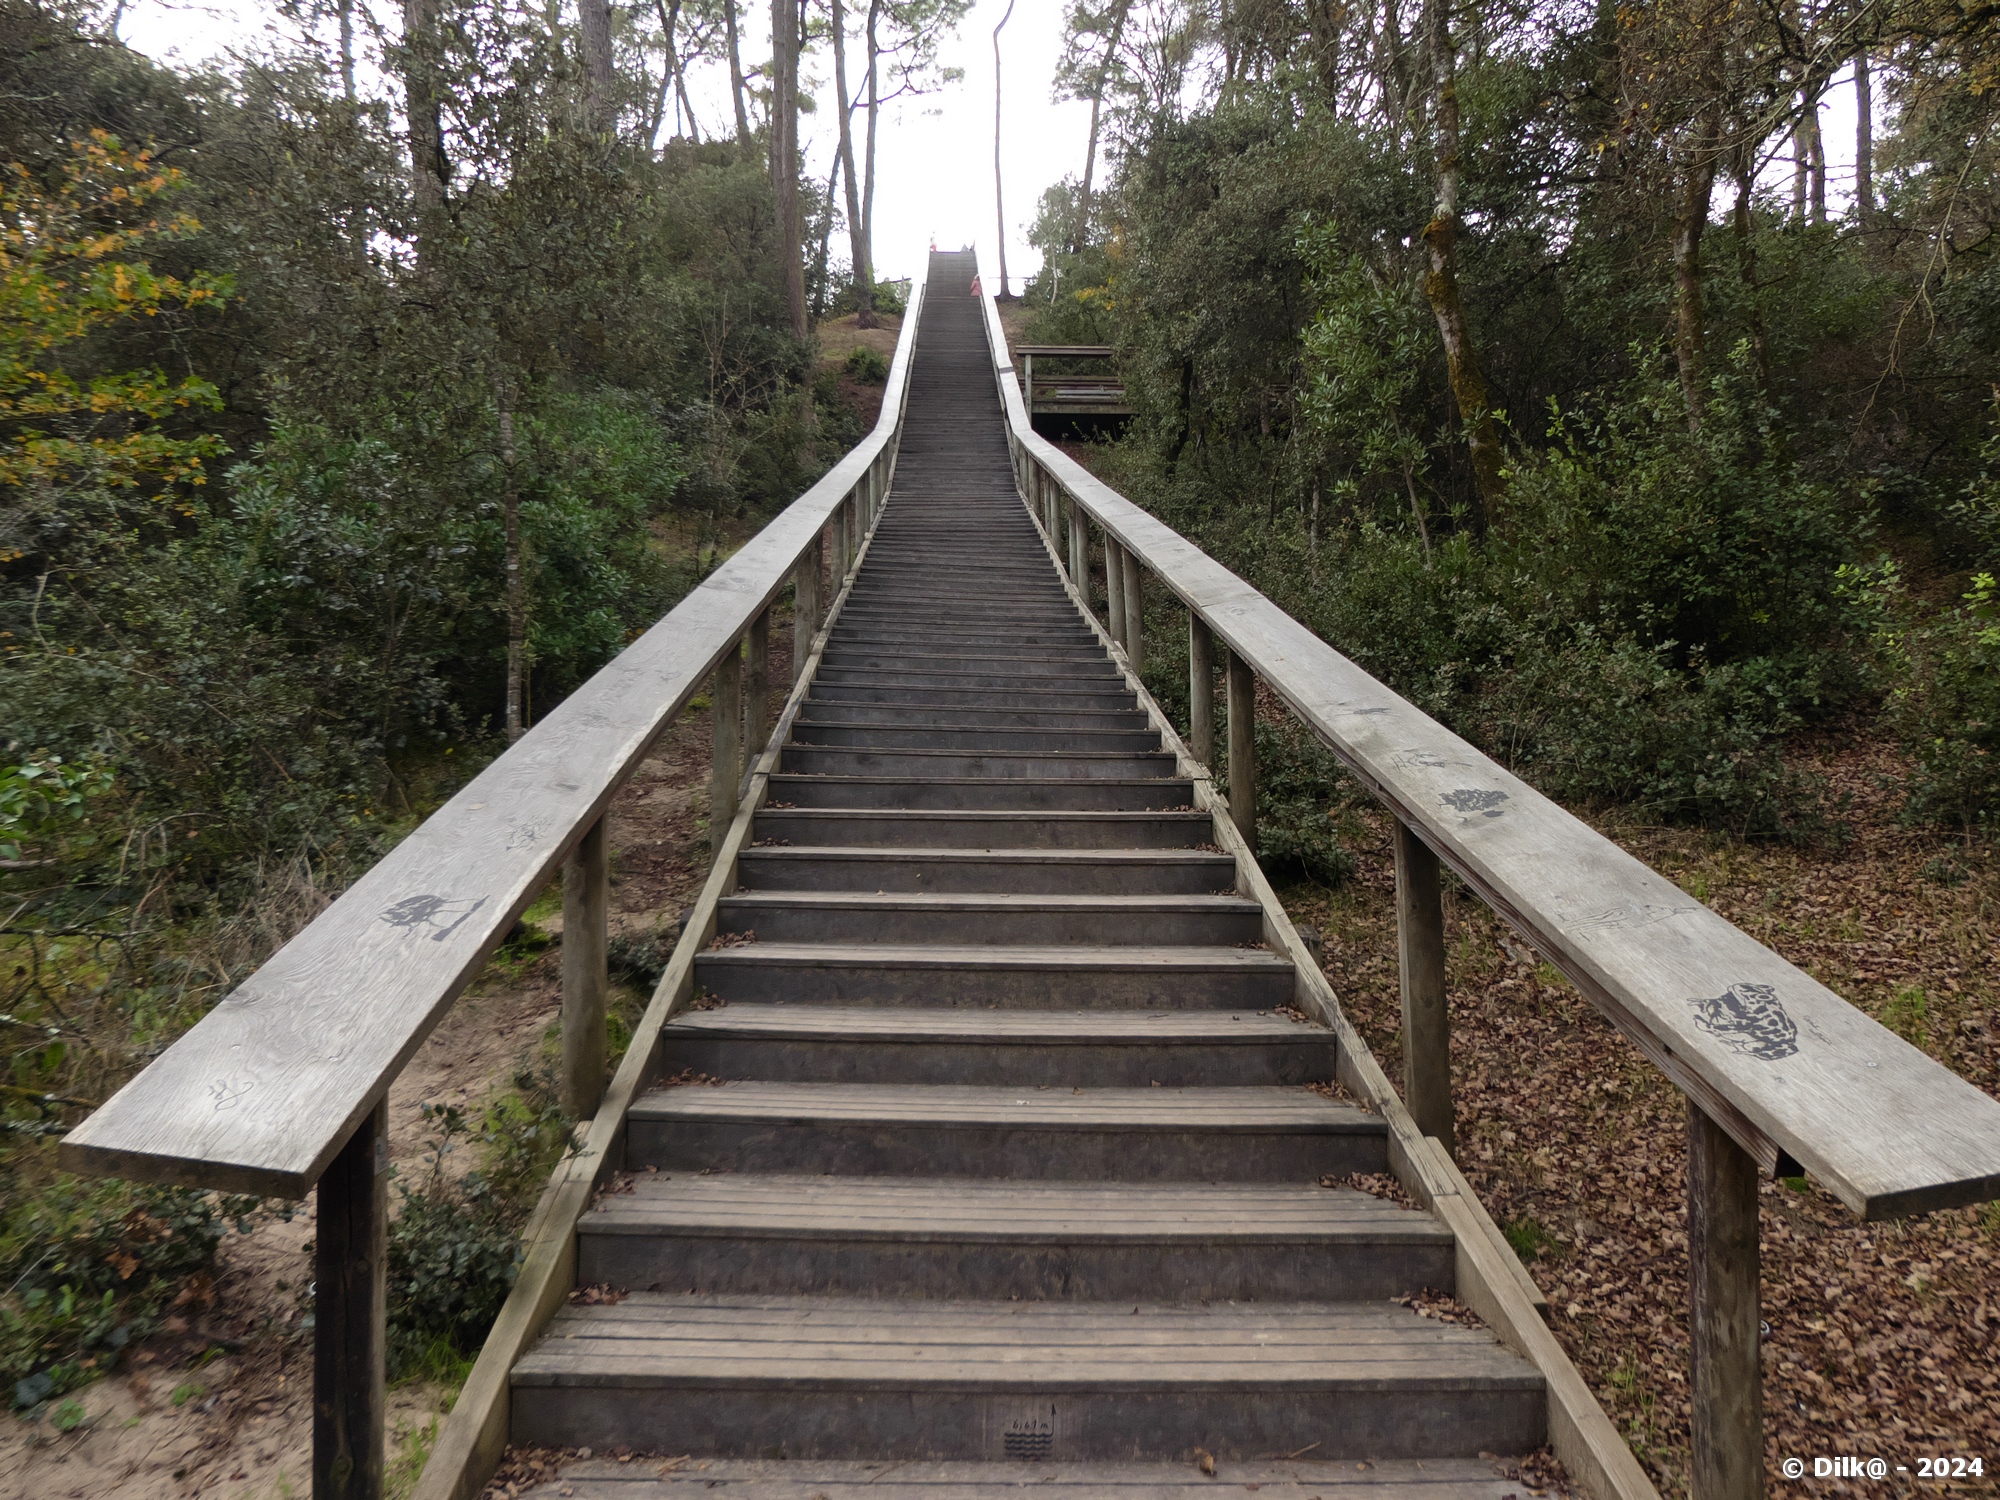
[{"left": 0, "top": 636, "right": 773, "bottom": 1499}]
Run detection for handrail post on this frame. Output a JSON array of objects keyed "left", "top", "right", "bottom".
[
  {"left": 794, "top": 536, "right": 821, "bottom": 685},
  {"left": 710, "top": 643, "right": 742, "bottom": 853},
  {"left": 1067, "top": 498, "right": 1087, "bottom": 590},
  {"left": 1392, "top": 818, "right": 1454, "bottom": 1154},
  {"left": 1226, "top": 647, "right": 1256, "bottom": 851},
  {"left": 1106, "top": 538, "right": 1127, "bottom": 647},
  {"left": 1121, "top": 548, "right": 1145, "bottom": 676},
  {"left": 745, "top": 606, "right": 772, "bottom": 761},
  {"left": 1690, "top": 1102, "right": 1763, "bottom": 1500},
  {"left": 313, "top": 1098, "right": 386, "bottom": 1500},
  {"left": 561, "top": 816, "right": 609, "bottom": 1120},
  {"left": 1189, "top": 615, "right": 1216, "bottom": 769}
]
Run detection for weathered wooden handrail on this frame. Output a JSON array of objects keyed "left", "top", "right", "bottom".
[
  {"left": 58, "top": 263, "right": 929, "bottom": 1500},
  {"left": 977, "top": 258, "right": 2000, "bottom": 1500}
]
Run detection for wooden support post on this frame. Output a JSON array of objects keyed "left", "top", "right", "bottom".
[
  {"left": 1068, "top": 500, "right": 1087, "bottom": 590},
  {"left": 1189, "top": 614, "right": 1216, "bottom": 769},
  {"left": 1122, "top": 547, "right": 1145, "bottom": 676},
  {"left": 1393, "top": 818, "right": 1454, "bottom": 1155},
  {"left": 794, "top": 537, "right": 821, "bottom": 685},
  {"left": 1106, "top": 539, "right": 1126, "bottom": 647},
  {"left": 1689, "top": 1101, "right": 1763, "bottom": 1500},
  {"left": 313, "top": 1099, "right": 387, "bottom": 1500},
  {"left": 830, "top": 510, "right": 848, "bottom": 586},
  {"left": 745, "top": 606, "right": 771, "bottom": 759},
  {"left": 710, "top": 644, "right": 742, "bottom": 853},
  {"left": 1226, "top": 648, "right": 1256, "bottom": 852},
  {"left": 560, "top": 815, "right": 609, "bottom": 1120}
]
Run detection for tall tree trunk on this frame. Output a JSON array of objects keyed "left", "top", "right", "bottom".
[
  {"left": 813, "top": 153, "right": 840, "bottom": 322},
  {"left": 1418, "top": 0, "right": 1504, "bottom": 525},
  {"left": 653, "top": 0, "right": 698, "bottom": 142},
  {"left": 496, "top": 375, "right": 527, "bottom": 743},
  {"left": 1074, "top": 0, "right": 1133, "bottom": 253},
  {"left": 1802, "top": 88, "right": 1826, "bottom": 223},
  {"left": 831, "top": 0, "right": 876, "bottom": 326},
  {"left": 1732, "top": 160, "right": 1772, "bottom": 391},
  {"left": 992, "top": 0, "right": 1016, "bottom": 296},
  {"left": 401, "top": 0, "right": 449, "bottom": 241},
  {"left": 771, "top": 0, "right": 807, "bottom": 340},
  {"left": 1673, "top": 130, "right": 1719, "bottom": 432},
  {"left": 724, "top": 0, "right": 752, "bottom": 146},
  {"left": 338, "top": 0, "right": 357, "bottom": 101},
  {"left": 580, "top": 0, "right": 615, "bottom": 137},
  {"left": 1854, "top": 51, "right": 1874, "bottom": 229},
  {"left": 864, "top": 0, "right": 882, "bottom": 267}
]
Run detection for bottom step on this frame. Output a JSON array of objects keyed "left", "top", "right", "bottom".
[
  {"left": 511, "top": 1293, "right": 1545, "bottom": 1461},
  {"left": 520, "top": 1456, "right": 1536, "bottom": 1498}
]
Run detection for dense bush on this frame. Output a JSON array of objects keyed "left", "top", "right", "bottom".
[{"left": 2, "top": 1181, "right": 259, "bottom": 1410}]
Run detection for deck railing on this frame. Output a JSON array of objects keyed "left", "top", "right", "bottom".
[
  {"left": 55, "top": 265, "right": 931, "bottom": 1500},
  {"left": 977, "top": 259, "right": 2000, "bottom": 1500}
]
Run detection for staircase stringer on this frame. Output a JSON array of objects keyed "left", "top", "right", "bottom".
[{"left": 1020, "top": 493, "right": 1663, "bottom": 1500}]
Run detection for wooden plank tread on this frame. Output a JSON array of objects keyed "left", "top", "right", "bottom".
[
  {"left": 696, "top": 943, "right": 1292, "bottom": 973},
  {"left": 665, "top": 1004, "right": 1320, "bottom": 1043},
  {"left": 627, "top": 1082, "right": 1379, "bottom": 1132},
  {"left": 512, "top": 1293, "right": 1539, "bottom": 1389},
  {"left": 582, "top": 1175, "right": 1447, "bottom": 1244},
  {"left": 517, "top": 1456, "right": 1527, "bottom": 1497}
]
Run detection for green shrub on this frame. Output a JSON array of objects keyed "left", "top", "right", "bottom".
[
  {"left": 1889, "top": 573, "right": 2000, "bottom": 836},
  {"left": 2, "top": 1180, "right": 259, "bottom": 1410},
  {"left": 1248, "top": 721, "right": 1359, "bottom": 886},
  {"left": 843, "top": 345, "right": 889, "bottom": 384},
  {"left": 382, "top": 1101, "right": 538, "bottom": 1380}
]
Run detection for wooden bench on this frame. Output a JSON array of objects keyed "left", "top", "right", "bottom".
[{"left": 1014, "top": 344, "right": 1132, "bottom": 420}]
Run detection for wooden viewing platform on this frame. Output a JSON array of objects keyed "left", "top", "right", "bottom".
[{"left": 55, "top": 250, "right": 2000, "bottom": 1500}]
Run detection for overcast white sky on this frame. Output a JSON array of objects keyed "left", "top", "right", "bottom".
[
  {"left": 119, "top": 0, "right": 1094, "bottom": 288},
  {"left": 118, "top": 1, "right": 1873, "bottom": 285}
]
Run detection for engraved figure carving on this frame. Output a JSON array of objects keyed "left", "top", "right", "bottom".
[
  {"left": 379, "top": 893, "right": 488, "bottom": 943},
  {"left": 1690, "top": 982, "right": 1799, "bottom": 1061},
  {"left": 1441, "top": 787, "right": 1509, "bottom": 818}
]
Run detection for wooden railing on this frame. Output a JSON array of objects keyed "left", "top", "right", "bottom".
[
  {"left": 976, "top": 262, "right": 2000, "bottom": 1500},
  {"left": 56, "top": 264, "right": 930, "bottom": 1500}
]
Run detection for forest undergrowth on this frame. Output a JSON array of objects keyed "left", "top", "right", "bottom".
[{"left": 1277, "top": 724, "right": 1999, "bottom": 1499}]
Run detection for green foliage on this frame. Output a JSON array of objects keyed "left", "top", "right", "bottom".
[
  {"left": 1, "top": 1179, "right": 258, "bottom": 1409},
  {"left": 1503, "top": 1215, "right": 1557, "bottom": 1264},
  {"left": 843, "top": 345, "right": 889, "bottom": 384},
  {"left": 1887, "top": 573, "right": 2000, "bottom": 835},
  {"left": 0, "top": 756, "right": 109, "bottom": 862},
  {"left": 1244, "top": 722, "right": 1358, "bottom": 887},
  {"left": 381, "top": 1094, "right": 573, "bottom": 1380}
]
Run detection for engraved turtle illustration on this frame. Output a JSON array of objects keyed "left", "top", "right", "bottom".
[{"left": 1689, "top": 982, "right": 1798, "bottom": 1061}]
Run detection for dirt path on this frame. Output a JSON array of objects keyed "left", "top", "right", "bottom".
[
  {"left": 0, "top": 645, "right": 773, "bottom": 1500},
  {"left": 1278, "top": 727, "right": 2000, "bottom": 1499}
]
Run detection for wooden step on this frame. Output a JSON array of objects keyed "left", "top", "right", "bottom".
[
  {"left": 624, "top": 1082, "right": 1385, "bottom": 1180},
  {"left": 750, "top": 809, "right": 1215, "bottom": 850},
  {"left": 693, "top": 942, "right": 1296, "bottom": 1008},
  {"left": 577, "top": 1175, "right": 1451, "bottom": 1301},
  {"left": 513, "top": 1456, "right": 1533, "bottom": 1499},
  {"left": 777, "top": 747, "right": 1180, "bottom": 780},
  {"left": 732, "top": 847, "right": 1234, "bottom": 895},
  {"left": 657, "top": 1003, "right": 1331, "bottom": 1085},
  {"left": 510, "top": 1293, "right": 1544, "bottom": 1460},
  {"left": 714, "top": 892, "right": 1265, "bottom": 946},
  {"left": 764, "top": 776, "right": 1193, "bottom": 811}
]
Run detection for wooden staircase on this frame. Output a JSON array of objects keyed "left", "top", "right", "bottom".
[{"left": 505, "top": 256, "right": 1546, "bottom": 1492}]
